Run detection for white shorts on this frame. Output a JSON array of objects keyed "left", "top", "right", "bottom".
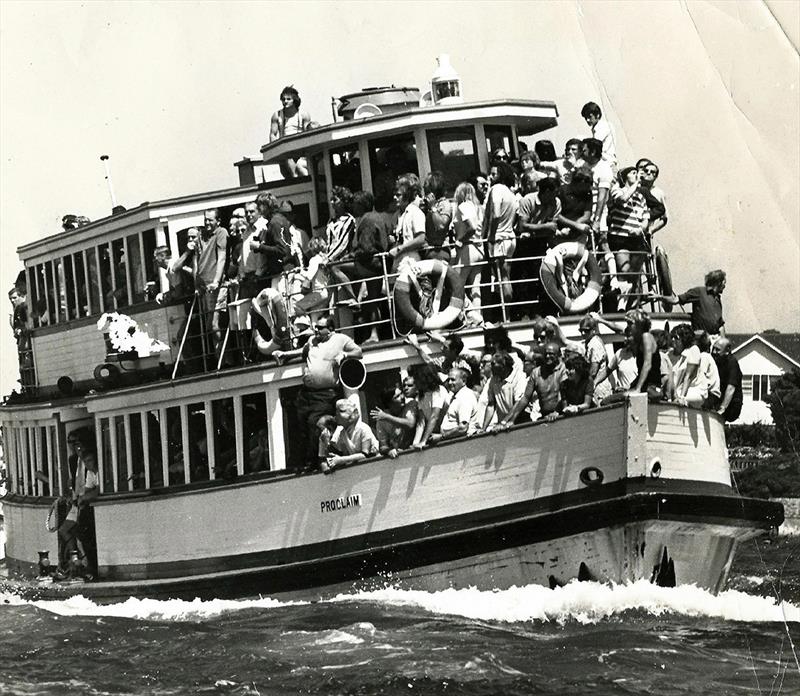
[{"left": 490, "top": 238, "right": 517, "bottom": 259}]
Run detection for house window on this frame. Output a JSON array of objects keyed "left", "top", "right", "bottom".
[{"left": 748, "top": 374, "right": 779, "bottom": 402}]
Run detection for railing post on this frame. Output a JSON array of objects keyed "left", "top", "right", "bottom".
[{"left": 171, "top": 294, "right": 197, "bottom": 380}]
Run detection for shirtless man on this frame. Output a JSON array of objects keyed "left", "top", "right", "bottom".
[{"left": 270, "top": 86, "right": 311, "bottom": 178}]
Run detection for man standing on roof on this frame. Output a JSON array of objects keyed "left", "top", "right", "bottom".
[{"left": 270, "top": 86, "right": 311, "bottom": 179}]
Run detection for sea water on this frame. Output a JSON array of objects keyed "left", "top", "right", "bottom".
[{"left": 1, "top": 536, "right": 798, "bottom": 696}]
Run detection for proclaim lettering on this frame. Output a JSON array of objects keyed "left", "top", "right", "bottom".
[{"left": 320, "top": 494, "right": 362, "bottom": 513}]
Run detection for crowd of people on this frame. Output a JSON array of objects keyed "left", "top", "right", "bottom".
[{"left": 297, "top": 291, "right": 742, "bottom": 474}]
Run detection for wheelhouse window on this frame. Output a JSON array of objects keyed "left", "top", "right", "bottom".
[
  {"left": 126, "top": 233, "right": 146, "bottom": 304},
  {"left": 110, "top": 238, "right": 129, "bottom": 308},
  {"left": 330, "top": 144, "right": 362, "bottom": 194},
  {"left": 86, "top": 247, "right": 102, "bottom": 314},
  {"left": 368, "top": 134, "right": 418, "bottom": 200},
  {"left": 485, "top": 125, "right": 515, "bottom": 161},
  {"left": 427, "top": 127, "right": 478, "bottom": 197}
]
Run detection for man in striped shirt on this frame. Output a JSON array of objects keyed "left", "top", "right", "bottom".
[{"left": 607, "top": 167, "right": 651, "bottom": 309}]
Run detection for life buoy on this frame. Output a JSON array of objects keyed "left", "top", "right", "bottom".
[
  {"left": 393, "top": 259, "right": 465, "bottom": 335},
  {"left": 654, "top": 245, "right": 673, "bottom": 299},
  {"left": 252, "top": 288, "right": 291, "bottom": 348},
  {"left": 539, "top": 242, "right": 602, "bottom": 314}
]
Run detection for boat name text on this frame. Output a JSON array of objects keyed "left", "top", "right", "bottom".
[{"left": 320, "top": 494, "right": 362, "bottom": 513}]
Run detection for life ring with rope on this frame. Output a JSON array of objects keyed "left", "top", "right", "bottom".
[
  {"left": 393, "top": 259, "right": 465, "bottom": 336},
  {"left": 539, "top": 242, "right": 603, "bottom": 314}
]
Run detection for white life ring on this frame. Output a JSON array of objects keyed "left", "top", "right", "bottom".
[
  {"left": 539, "top": 242, "right": 602, "bottom": 314},
  {"left": 393, "top": 259, "right": 465, "bottom": 335}
]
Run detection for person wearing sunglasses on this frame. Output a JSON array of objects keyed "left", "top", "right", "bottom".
[{"left": 635, "top": 158, "right": 668, "bottom": 236}]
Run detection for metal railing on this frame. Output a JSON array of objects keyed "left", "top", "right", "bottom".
[{"left": 168, "top": 242, "right": 665, "bottom": 378}]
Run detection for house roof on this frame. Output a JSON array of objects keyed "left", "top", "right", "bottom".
[{"left": 728, "top": 333, "right": 800, "bottom": 368}]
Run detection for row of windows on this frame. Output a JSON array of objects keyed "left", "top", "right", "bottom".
[
  {"left": 321, "top": 125, "right": 515, "bottom": 217},
  {"left": 743, "top": 374, "right": 780, "bottom": 403},
  {"left": 26, "top": 229, "right": 161, "bottom": 328},
  {"left": 96, "top": 391, "right": 272, "bottom": 493},
  {"left": 3, "top": 423, "right": 62, "bottom": 497}
]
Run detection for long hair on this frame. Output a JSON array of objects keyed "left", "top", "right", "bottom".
[
  {"left": 280, "top": 85, "right": 301, "bottom": 108},
  {"left": 454, "top": 182, "right": 479, "bottom": 206}
]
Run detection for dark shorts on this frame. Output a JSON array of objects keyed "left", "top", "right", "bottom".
[{"left": 608, "top": 233, "right": 649, "bottom": 253}]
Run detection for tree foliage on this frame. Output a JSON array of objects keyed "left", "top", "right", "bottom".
[{"left": 768, "top": 368, "right": 800, "bottom": 453}]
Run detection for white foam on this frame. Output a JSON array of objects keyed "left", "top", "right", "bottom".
[
  {"left": 330, "top": 580, "right": 800, "bottom": 625},
  {"left": 1, "top": 580, "right": 797, "bottom": 625}
]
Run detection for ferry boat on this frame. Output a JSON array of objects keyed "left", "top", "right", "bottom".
[{"left": 0, "top": 59, "right": 783, "bottom": 601}]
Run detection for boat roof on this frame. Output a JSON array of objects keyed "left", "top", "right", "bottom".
[{"left": 259, "top": 98, "right": 559, "bottom": 164}]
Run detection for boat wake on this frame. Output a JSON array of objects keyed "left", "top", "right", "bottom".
[{"left": 1, "top": 579, "right": 797, "bottom": 625}]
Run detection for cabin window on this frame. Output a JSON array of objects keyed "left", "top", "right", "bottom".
[
  {"left": 43, "top": 260, "right": 56, "bottom": 324},
  {"left": 330, "top": 145, "right": 362, "bottom": 194},
  {"left": 485, "top": 125, "right": 515, "bottom": 161},
  {"left": 86, "top": 248, "right": 102, "bottom": 314},
  {"left": 241, "top": 392, "right": 269, "bottom": 474},
  {"left": 128, "top": 413, "right": 146, "bottom": 490},
  {"left": 427, "top": 127, "right": 479, "bottom": 197},
  {"left": 113, "top": 415, "right": 129, "bottom": 492},
  {"left": 28, "top": 265, "right": 40, "bottom": 328},
  {"left": 98, "top": 243, "right": 113, "bottom": 311},
  {"left": 166, "top": 405, "right": 183, "bottom": 485},
  {"left": 145, "top": 410, "right": 165, "bottom": 488},
  {"left": 111, "top": 238, "right": 129, "bottom": 308},
  {"left": 62, "top": 255, "right": 77, "bottom": 321},
  {"left": 212, "top": 397, "right": 237, "bottom": 479},
  {"left": 368, "top": 133, "right": 418, "bottom": 201},
  {"left": 99, "top": 418, "right": 114, "bottom": 492},
  {"left": 186, "top": 402, "right": 211, "bottom": 483},
  {"left": 142, "top": 229, "right": 159, "bottom": 296},
  {"left": 127, "top": 233, "right": 146, "bottom": 304},
  {"left": 73, "top": 252, "right": 88, "bottom": 317}
]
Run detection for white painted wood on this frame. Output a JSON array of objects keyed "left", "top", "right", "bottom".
[
  {"left": 90, "top": 411, "right": 627, "bottom": 568},
  {"left": 265, "top": 389, "right": 285, "bottom": 472},
  {"left": 96, "top": 417, "right": 105, "bottom": 494},
  {"left": 414, "top": 127, "right": 431, "bottom": 181},
  {"left": 141, "top": 412, "right": 151, "bottom": 489},
  {"left": 204, "top": 399, "right": 215, "bottom": 480},
  {"left": 3, "top": 422, "right": 17, "bottom": 492},
  {"left": 180, "top": 403, "right": 190, "bottom": 484},
  {"left": 159, "top": 408, "right": 169, "bottom": 487},
  {"left": 124, "top": 413, "right": 134, "bottom": 492},
  {"left": 233, "top": 395, "right": 244, "bottom": 476},
  {"left": 646, "top": 404, "right": 730, "bottom": 485},
  {"left": 625, "top": 393, "right": 649, "bottom": 477},
  {"left": 109, "top": 416, "right": 119, "bottom": 493}
]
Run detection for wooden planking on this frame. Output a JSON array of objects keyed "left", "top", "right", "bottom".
[
  {"left": 32, "top": 306, "right": 179, "bottom": 386},
  {"left": 646, "top": 404, "right": 730, "bottom": 485},
  {"left": 3, "top": 501, "right": 59, "bottom": 566},
  {"left": 93, "top": 410, "right": 629, "bottom": 567}
]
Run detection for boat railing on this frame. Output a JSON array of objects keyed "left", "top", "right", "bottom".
[{"left": 168, "top": 242, "right": 665, "bottom": 379}]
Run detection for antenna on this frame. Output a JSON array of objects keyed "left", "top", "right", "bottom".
[{"left": 100, "top": 155, "right": 119, "bottom": 210}]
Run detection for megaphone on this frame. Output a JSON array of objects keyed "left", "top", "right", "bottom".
[{"left": 338, "top": 357, "right": 366, "bottom": 390}]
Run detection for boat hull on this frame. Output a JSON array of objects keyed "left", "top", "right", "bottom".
[{"left": 1, "top": 399, "right": 784, "bottom": 601}]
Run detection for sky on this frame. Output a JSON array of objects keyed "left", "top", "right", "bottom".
[{"left": 1, "top": 0, "right": 798, "bottom": 396}]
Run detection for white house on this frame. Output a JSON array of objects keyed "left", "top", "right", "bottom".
[{"left": 728, "top": 333, "right": 800, "bottom": 425}]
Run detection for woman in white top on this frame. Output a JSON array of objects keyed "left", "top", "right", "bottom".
[
  {"left": 452, "top": 182, "right": 485, "bottom": 326},
  {"left": 671, "top": 324, "right": 717, "bottom": 408}
]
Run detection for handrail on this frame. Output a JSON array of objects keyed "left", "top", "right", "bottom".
[{"left": 156, "top": 242, "right": 667, "bottom": 381}]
